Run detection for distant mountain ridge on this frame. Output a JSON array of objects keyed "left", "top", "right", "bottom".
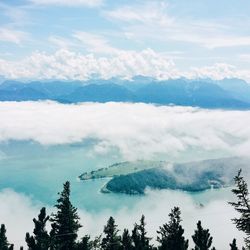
[{"left": 0, "top": 77, "right": 250, "bottom": 109}]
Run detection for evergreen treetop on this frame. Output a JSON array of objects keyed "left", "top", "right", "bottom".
[
  {"left": 230, "top": 239, "right": 238, "bottom": 250},
  {"left": 157, "top": 207, "right": 188, "bottom": 250},
  {"left": 192, "top": 220, "right": 213, "bottom": 250},
  {"left": 101, "top": 216, "right": 121, "bottom": 250},
  {"left": 132, "top": 215, "right": 152, "bottom": 250},
  {"left": 26, "top": 207, "right": 50, "bottom": 250},
  {"left": 229, "top": 170, "right": 250, "bottom": 248},
  {"left": 121, "top": 229, "right": 133, "bottom": 250},
  {"left": 50, "top": 181, "right": 82, "bottom": 250},
  {"left": 0, "top": 224, "right": 13, "bottom": 250}
]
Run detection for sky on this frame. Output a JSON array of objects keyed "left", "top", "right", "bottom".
[{"left": 0, "top": 0, "right": 250, "bottom": 81}]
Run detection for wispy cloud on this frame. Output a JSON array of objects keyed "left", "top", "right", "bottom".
[
  {"left": 0, "top": 2, "right": 35, "bottom": 34},
  {"left": 104, "top": 1, "right": 173, "bottom": 26},
  {"left": 73, "top": 31, "right": 121, "bottom": 55},
  {"left": 104, "top": 1, "right": 250, "bottom": 49},
  {"left": 0, "top": 28, "right": 28, "bottom": 44},
  {"left": 169, "top": 32, "right": 250, "bottom": 49},
  {"left": 48, "top": 35, "right": 76, "bottom": 49},
  {"left": 29, "top": 0, "right": 103, "bottom": 7}
]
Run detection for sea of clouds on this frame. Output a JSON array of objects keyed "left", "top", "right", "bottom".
[
  {"left": 0, "top": 101, "right": 250, "bottom": 159},
  {"left": 0, "top": 188, "right": 244, "bottom": 249}
]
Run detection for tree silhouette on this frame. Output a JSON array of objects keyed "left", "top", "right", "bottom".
[
  {"left": 121, "top": 229, "right": 133, "bottom": 250},
  {"left": 50, "top": 181, "right": 82, "bottom": 250},
  {"left": 229, "top": 239, "right": 238, "bottom": 250},
  {"left": 229, "top": 170, "right": 250, "bottom": 248},
  {"left": 26, "top": 207, "right": 50, "bottom": 250},
  {"left": 132, "top": 215, "right": 152, "bottom": 250},
  {"left": 101, "top": 216, "right": 121, "bottom": 250},
  {"left": 192, "top": 220, "right": 213, "bottom": 250},
  {"left": 157, "top": 207, "right": 188, "bottom": 250},
  {"left": 0, "top": 224, "right": 13, "bottom": 250}
]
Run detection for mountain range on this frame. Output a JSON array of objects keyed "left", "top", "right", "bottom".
[{"left": 0, "top": 77, "right": 250, "bottom": 109}]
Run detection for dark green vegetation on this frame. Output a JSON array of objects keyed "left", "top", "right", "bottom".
[
  {"left": 80, "top": 157, "right": 249, "bottom": 195},
  {"left": 229, "top": 170, "right": 250, "bottom": 248},
  {"left": 103, "top": 168, "right": 223, "bottom": 194},
  {"left": 191, "top": 221, "right": 213, "bottom": 250},
  {"left": 79, "top": 161, "right": 166, "bottom": 180},
  {"left": 157, "top": 207, "right": 188, "bottom": 250},
  {"left": 0, "top": 224, "right": 13, "bottom": 250},
  {"left": 0, "top": 170, "right": 249, "bottom": 250},
  {"left": 1, "top": 77, "right": 250, "bottom": 109}
]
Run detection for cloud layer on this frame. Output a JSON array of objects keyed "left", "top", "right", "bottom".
[
  {"left": 0, "top": 49, "right": 249, "bottom": 81},
  {"left": 0, "top": 188, "right": 244, "bottom": 249},
  {"left": 0, "top": 101, "right": 248, "bottom": 248},
  {"left": 0, "top": 101, "right": 250, "bottom": 160},
  {"left": 29, "top": 0, "right": 103, "bottom": 7}
]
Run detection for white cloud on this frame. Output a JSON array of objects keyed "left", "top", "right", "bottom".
[
  {"left": 187, "top": 63, "right": 250, "bottom": 82},
  {"left": 49, "top": 32, "right": 127, "bottom": 55},
  {"left": 0, "top": 188, "right": 244, "bottom": 249},
  {"left": 170, "top": 32, "right": 250, "bottom": 49},
  {"left": 0, "top": 102, "right": 250, "bottom": 160},
  {"left": 104, "top": 1, "right": 250, "bottom": 49},
  {"left": 0, "top": 48, "right": 249, "bottom": 81},
  {"left": 48, "top": 36, "right": 73, "bottom": 49},
  {"left": 73, "top": 31, "right": 121, "bottom": 55},
  {"left": 0, "top": 2, "right": 29, "bottom": 26},
  {"left": 0, "top": 28, "right": 28, "bottom": 44},
  {"left": 0, "top": 49, "right": 177, "bottom": 80},
  {"left": 29, "top": 0, "right": 103, "bottom": 7},
  {"left": 104, "top": 1, "right": 173, "bottom": 27},
  {"left": 0, "top": 189, "right": 43, "bottom": 248}
]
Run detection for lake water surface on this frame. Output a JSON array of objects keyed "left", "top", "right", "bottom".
[{"left": 0, "top": 140, "right": 234, "bottom": 212}]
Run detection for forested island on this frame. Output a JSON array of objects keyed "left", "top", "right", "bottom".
[{"left": 79, "top": 157, "right": 249, "bottom": 195}]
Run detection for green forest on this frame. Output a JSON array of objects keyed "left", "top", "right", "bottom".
[{"left": 0, "top": 170, "right": 249, "bottom": 250}]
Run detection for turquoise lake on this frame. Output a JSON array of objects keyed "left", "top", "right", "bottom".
[{"left": 0, "top": 140, "right": 234, "bottom": 212}]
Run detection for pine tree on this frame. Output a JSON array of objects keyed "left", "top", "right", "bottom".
[
  {"left": 121, "top": 229, "right": 133, "bottom": 250},
  {"left": 132, "top": 215, "right": 152, "bottom": 250},
  {"left": 157, "top": 207, "right": 188, "bottom": 250},
  {"left": 230, "top": 239, "right": 238, "bottom": 250},
  {"left": 229, "top": 170, "right": 250, "bottom": 248},
  {"left": 50, "top": 181, "right": 82, "bottom": 250},
  {"left": 76, "top": 235, "right": 91, "bottom": 250},
  {"left": 101, "top": 216, "right": 121, "bottom": 250},
  {"left": 132, "top": 224, "right": 140, "bottom": 250},
  {"left": 26, "top": 207, "right": 50, "bottom": 250},
  {"left": 90, "top": 235, "right": 102, "bottom": 250},
  {"left": 0, "top": 224, "right": 13, "bottom": 250},
  {"left": 192, "top": 220, "right": 213, "bottom": 250}
]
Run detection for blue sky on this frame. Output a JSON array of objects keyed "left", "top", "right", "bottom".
[{"left": 0, "top": 0, "right": 250, "bottom": 81}]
